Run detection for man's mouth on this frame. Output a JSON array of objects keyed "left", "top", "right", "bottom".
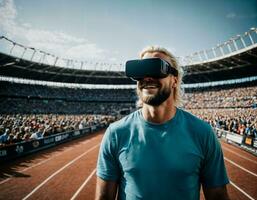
[
  {"left": 139, "top": 81, "right": 161, "bottom": 90},
  {"left": 143, "top": 85, "right": 159, "bottom": 89}
]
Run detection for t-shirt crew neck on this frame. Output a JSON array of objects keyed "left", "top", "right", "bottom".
[{"left": 138, "top": 107, "right": 180, "bottom": 129}]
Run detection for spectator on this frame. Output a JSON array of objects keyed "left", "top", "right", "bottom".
[
  {"left": 30, "top": 126, "right": 44, "bottom": 140},
  {"left": 13, "top": 132, "right": 23, "bottom": 143},
  {"left": 0, "top": 128, "right": 10, "bottom": 146}
]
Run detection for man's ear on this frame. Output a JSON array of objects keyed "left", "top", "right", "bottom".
[{"left": 171, "top": 76, "right": 178, "bottom": 88}]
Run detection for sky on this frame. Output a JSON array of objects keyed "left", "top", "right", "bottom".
[{"left": 0, "top": 0, "right": 256, "bottom": 67}]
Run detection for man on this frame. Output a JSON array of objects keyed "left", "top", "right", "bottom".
[
  {"left": 0, "top": 128, "right": 10, "bottom": 146},
  {"left": 95, "top": 46, "right": 230, "bottom": 200},
  {"left": 30, "top": 125, "right": 44, "bottom": 140}
]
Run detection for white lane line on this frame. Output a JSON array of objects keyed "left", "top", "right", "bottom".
[
  {"left": 222, "top": 146, "right": 257, "bottom": 164},
  {"left": 230, "top": 180, "right": 255, "bottom": 200},
  {"left": 0, "top": 138, "right": 96, "bottom": 185},
  {"left": 224, "top": 157, "right": 257, "bottom": 178},
  {"left": 22, "top": 144, "right": 99, "bottom": 200},
  {"left": 70, "top": 168, "right": 96, "bottom": 200}
]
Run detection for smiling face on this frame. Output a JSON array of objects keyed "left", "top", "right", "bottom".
[{"left": 137, "top": 52, "right": 177, "bottom": 106}]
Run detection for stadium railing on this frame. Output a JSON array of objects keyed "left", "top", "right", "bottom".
[{"left": 215, "top": 128, "right": 257, "bottom": 155}]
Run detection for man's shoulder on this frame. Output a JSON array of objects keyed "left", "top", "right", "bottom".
[{"left": 179, "top": 108, "right": 212, "bottom": 131}]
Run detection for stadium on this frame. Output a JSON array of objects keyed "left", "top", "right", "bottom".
[{"left": 0, "top": 27, "right": 257, "bottom": 200}]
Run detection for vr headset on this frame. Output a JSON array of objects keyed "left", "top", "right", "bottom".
[{"left": 125, "top": 58, "right": 178, "bottom": 81}]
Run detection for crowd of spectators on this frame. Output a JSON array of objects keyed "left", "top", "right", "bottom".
[
  {"left": 184, "top": 86, "right": 257, "bottom": 109},
  {"left": 0, "top": 98, "right": 135, "bottom": 115},
  {"left": 183, "top": 85, "right": 257, "bottom": 139},
  {"left": 0, "top": 114, "right": 116, "bottom": 147},
  {"left": 0, "top": 81, "right": 137, "bottom": 102},
  {"left": 188, "top": 108, "right": 257, "bottom": 138},
  {"left": 0, "top": 81, "right": 256, "bottom": 146},
  {"left": 1, "top": 82, "right": 256, "bottom": 110}
]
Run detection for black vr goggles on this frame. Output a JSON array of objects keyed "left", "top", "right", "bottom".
[{"left": 125, "top": 58, "right": 178, "bottom": 81}]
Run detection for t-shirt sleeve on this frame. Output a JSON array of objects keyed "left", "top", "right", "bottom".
[
  {"left": 200, "top": 127, "right": 230, "bottom": 188},
  {"left": 96, "top": 125, "right": 120, "bottom": 181}
]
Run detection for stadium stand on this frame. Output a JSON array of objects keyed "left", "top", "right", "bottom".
[
  {"left": 0, "top": 28, "right": 256, "bottom": 154},
  {"left": 0, "top": 114, "right": 116, "bottom": 147}
]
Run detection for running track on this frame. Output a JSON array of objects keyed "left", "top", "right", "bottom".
[{"left": 0, "top": 130, "right": 256, "bottom": 200}]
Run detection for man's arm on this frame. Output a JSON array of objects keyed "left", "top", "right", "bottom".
[
  {"left": 95, "top": 177, "right": 118, "bottom": 200},
  {"left": 203, "top": 185, "right": 230, "bottom": 200}
]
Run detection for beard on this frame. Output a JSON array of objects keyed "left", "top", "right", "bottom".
[{"left": 137, "top": 80, "right": 172, "bottom": 106}]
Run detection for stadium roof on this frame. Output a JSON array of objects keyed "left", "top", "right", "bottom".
[
  {"left": 182, "top": 43, "right": 257, "bottom": 83},
  {"left": 0, "top": 28, "right": 256, "bottom": 85}
]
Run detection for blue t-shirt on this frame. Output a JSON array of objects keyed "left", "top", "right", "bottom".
[{"left": 97, "top": 108, "right": 229, "bottom": 200}]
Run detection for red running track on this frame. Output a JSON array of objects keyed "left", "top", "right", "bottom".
[{"left": 0, "top": 130, "right": 256, "bottom": 200}]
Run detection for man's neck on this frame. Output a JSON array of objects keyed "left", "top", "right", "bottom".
[{"left": 141, "top": 99, "right": 176, "bottom": 124}]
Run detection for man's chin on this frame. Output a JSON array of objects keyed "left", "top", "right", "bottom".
[{"left": 141, "top": 95, "right": 159, "bottom": 105}]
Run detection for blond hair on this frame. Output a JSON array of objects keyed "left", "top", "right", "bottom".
[{"left": 138, "top": 46, "right": 184, "bottom": 107}]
